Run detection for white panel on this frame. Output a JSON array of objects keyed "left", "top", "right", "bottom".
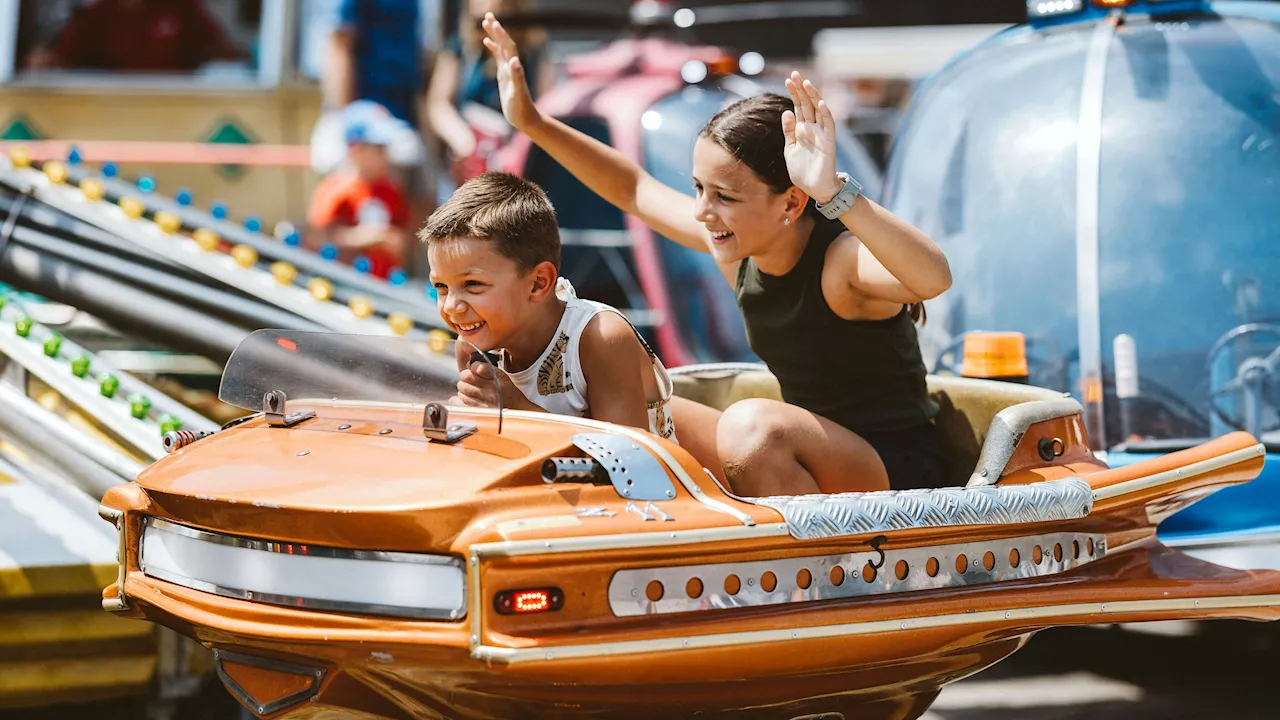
[{"left": 140, "top": 519, "right": 465, "bottom": 619}]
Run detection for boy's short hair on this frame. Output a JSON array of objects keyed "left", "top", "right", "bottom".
[{"left": 419, "top": 172, "right": 561, "bottom": 272}]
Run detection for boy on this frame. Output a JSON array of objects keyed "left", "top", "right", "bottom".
[
  {"left": 420, "top": 172, "right": 675, "bottom": 439},
  {"left": 308, "top": 101, "right": 412, "bottom": 278}
]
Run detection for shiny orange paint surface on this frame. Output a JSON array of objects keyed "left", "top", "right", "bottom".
[{"left": 99, "top": 403, "right": 1280, "bottom": 720}]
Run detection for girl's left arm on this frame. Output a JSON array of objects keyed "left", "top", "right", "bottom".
[
  {"left": 832, "top": 195, "right": 952, "bottom": 303},
  {"left": 783, "top": 72, "right": 952, "bottom": 303}
]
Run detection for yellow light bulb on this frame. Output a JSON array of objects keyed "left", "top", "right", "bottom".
[
  {"left": 43, "top": 161, "right": 68, "bottom": 185},
  {"left": 426, "top": 328, "right": 452, "bottom": 355},
  {"left": 153, "top": 210, "right": 182, "bottom": 234},
  {"left": 9, "top": 147, "right": 31, "bottom": 168},
  {"left": 348, "top": 296, "right": 375, "bottom": 319},
  {"left": 270, "top": 261, "right": 296, "bottom": 285},
  {"left": 193, "top": 228, "right": 220, "bottom": 252},
  {"left": 388, "top": 312, "right": 413, "bottom": 336},
  {"left": 308, "top": 277, "right": 333, "bottom": 301},
  {"left": 119, "top": 196, "right": 146, "bottom": 220},
  {"left": 79, "top": 178, "right": 105, "bottom": 201},
  {"left": 230, "top": 244, "right": 258, "bottom": 268}
]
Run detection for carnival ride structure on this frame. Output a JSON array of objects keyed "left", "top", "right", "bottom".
[
  {"left": 93, "top": 326, "right": 1280, "bottom": 720},
  {"left": 0, "top": 149, "right": 450, "bottom": 711},
  {"left": 883, "top": 0, "right": 1280, "bottom": 570}
]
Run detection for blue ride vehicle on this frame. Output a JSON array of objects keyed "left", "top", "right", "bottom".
[{"left": 884, "top": 0, "right": 1280, "bottom": 567}]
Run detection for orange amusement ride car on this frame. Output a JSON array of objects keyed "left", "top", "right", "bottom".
[{"left": 98, "top": 329, "right": 1280, "bottom": 719}]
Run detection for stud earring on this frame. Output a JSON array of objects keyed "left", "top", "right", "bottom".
[{"left": 783, "top": 217, "right": 791, "bottom": 226}]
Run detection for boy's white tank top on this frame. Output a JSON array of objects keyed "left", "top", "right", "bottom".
[{"left": 503, "top": 279, "right": 677, "bottom": 441}]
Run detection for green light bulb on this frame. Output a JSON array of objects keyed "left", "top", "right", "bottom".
[
  {"left": 42, "top": 332, "right": 62, "bottom": 358},
  {"left": 159, "top": 414, "right": 182, "bottom": 435},
  {"left": 71, "top": 353, "right": 92, "bottom": 378},
  {"left": 100, "top": 373, "right": 120, "bottom": 398},
  {"left": 128, "top": 393, "right": 151, "bottom": 419},
  {"left": 14, "top": 315, "right": 34, "bottom": 338}
]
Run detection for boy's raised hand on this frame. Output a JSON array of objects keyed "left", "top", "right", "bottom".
[
  {"left": 782, "top": 71, "right": 843, "bottom": 205},
  {"left": 481, "top": 13, "right": 539, "bottom": 132}
]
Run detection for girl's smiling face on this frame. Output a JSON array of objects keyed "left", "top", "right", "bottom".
[
  {"left": 428, "top": 236, "right": 550, "bottom": 351},
  {"left": 691, "top": 137, "right": 801, "bottom": 265}
]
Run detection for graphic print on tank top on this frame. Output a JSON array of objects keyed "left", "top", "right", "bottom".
[
  {"left": 503, "top": 279, "right": 676, "bottom": 440},
  {"left": 536, "top": 333, "right": 573, "bottom": 395}
]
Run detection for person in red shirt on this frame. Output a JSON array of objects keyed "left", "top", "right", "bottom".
[
  {"left": 307, "top": 101, "right": 412, "bottom": 279},
  {"left": 27, "top": 0, "right": 242, "bottom": 72}
]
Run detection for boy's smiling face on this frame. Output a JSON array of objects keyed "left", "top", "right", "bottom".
[{"left": 428, "top": 235, "right": 553, "bottom": 351}]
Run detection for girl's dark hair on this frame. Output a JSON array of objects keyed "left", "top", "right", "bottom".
[{"left": 699, "top": 94, "right": 925, "bottom": 324}]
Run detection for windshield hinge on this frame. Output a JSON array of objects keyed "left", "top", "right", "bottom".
[
  {"left": 263, "top": 390, "right": 315, "bottom": 428},
  {"left": 422, "top": 402, "right": 477, "bottom": 444}
]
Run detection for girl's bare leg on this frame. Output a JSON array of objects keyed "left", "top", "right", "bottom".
[
  {"left": 716, "top": 398, "right": 890, "bottom": 497},
  {"left": 667, "top": 396, "right": 726, "bottom": 485}
]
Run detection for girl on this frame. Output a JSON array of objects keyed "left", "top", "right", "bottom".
[{"left": 480, "top": 14, "right": 952, "bottom": 496}]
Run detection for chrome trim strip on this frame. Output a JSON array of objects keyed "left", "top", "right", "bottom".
[
  {"left": 98, "top": 504, "right": 128, "bottom": 612},
  {"left": 967, "top": 398, "right": 1084, "bottom": 486},
  {"left": 608, "top": 532, "right": 1105, "bottom": 617},
  {"left": 144, "top": 517, "right": 458, "bottom": 565},
  {"left": 473, "top": 523, "right": 793, "bottom": 559},
  {"left": 139, "top": 517, "right": 467, "bottom": 620},
  {"left": 1074, "top": 14, "right": 1118, "bottom": 447},
  {"left": 1091, "top": 443, "right": 1265, "bottom": 502},
  {"left": 475, "top": 593, "right": 1280, "bottom": 665}
]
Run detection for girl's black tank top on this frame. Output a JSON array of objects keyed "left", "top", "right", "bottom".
[{"left": 735, "top": 218, "right": 938, "bottom": 434}]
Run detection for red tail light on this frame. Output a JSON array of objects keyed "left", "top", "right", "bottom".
[{"left": 494, "top": 587, "right": 564, "bottom": 615}]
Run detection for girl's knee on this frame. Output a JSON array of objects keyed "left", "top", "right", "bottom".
[{"left": 717, "top": 399, "right": 790, "bottom": 458}]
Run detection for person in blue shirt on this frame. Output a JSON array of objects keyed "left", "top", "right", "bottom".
[
  {"left": 323, "top": 0, "right": 439, "bottom": 273},
  {"left": 324, "top": 0, "right": 427, "bottom": 127}
]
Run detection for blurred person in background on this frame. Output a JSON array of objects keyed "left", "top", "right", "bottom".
[
  {"left": 308, "top": 102, "right": 413, "bottom": 280},
  {"left": 25, "top": 0, "right": 243, "bottom": 71},
  {"left": 425, "top": 0, "right": 549, "bottom": 191},
  {"left": 320, "top": 0, "right": 439, "bottom": 275}
]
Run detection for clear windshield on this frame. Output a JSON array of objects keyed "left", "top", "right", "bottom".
[
  {"left": 1096, "top": 15, "right": 1280, "bottom": 448},
  {"left": 218, "top": 330, "right": 503, "bottom": 423},
  {"left": 885, "top": 15, "right": 1280, "bottom": 449}
]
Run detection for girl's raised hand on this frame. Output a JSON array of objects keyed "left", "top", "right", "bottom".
[
  {"left": 481, "top": 13, "right": 539, "bottom": 131},
  {"left": 782, "top": 71, "right": 843, "bottom": 205}
]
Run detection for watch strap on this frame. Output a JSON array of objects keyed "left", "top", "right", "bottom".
[{"left": 815, "top": 172, "right": 863, "bottom": 221}]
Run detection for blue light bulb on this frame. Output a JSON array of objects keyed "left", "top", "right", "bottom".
[
  {"left": 211, "top": 202, "right": 228, "bottom": 220},
  {"left": 101, "top": 162, "right": 118, "bottom": 178},
  {"left": 175, "top": 188, "right": 193, "bottom": 206},
  {"left": 320, "top": 243, "right": 339, "bottom": 261},
  {"left": 67, "top": 146, "right": 82, "bottom": 165},
  {"left": 283, "top": 231, "right": 301, "bottom": 247},
  {"left": 353, "top": 255, "right": 372, "bottom": 274},
  {"left": 138, "top": 175, "right": 156, "bottom": 193},
  {"left": 388, "top": 268, "right": 407, "bottom": 286},
  {"left": 244, "top": 215, "right": 262, "bottom": 233}
]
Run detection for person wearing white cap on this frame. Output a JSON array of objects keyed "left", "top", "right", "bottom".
[{"left": 306, "top": 101, "right": 415, "bottom": 279}]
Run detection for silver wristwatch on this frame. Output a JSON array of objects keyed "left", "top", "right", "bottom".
[{"left": 814, "top": 172, "right": 863, "bottom": 220}]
